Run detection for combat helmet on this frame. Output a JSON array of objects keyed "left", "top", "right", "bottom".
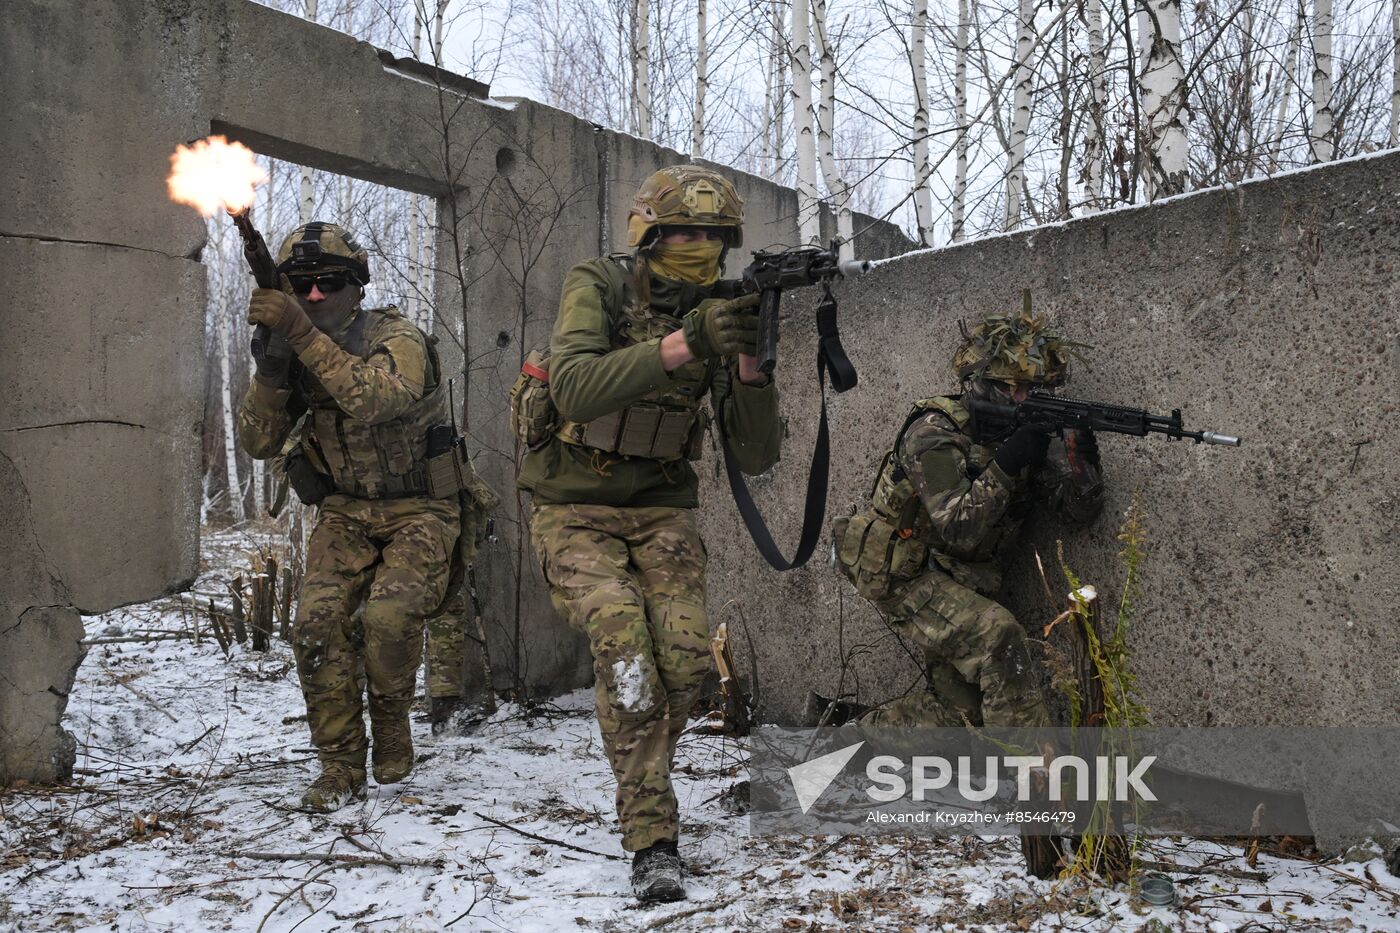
[
  {"left": 276, "top": 221, "right": 372, "bottom": 285},
  {"left": 627, "top": 165, "right": 744, "bottom": 249},
  {"left": 952, "top": 297, "right": 1079, "bottom": 387}
]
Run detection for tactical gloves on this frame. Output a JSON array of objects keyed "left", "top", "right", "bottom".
[
  {"left": 994, "top": 422, "right": 1054, "bottom": 475},
  {"left": 247, "top": 287, "right": 317, "bottom": 352},
  {"left": 253, "top": 334, "right": 296, "bottom": 386},
  {"left": 681, "top": 293, "right": 761, "bottom": 360}
]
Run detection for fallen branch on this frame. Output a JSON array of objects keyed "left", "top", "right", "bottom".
[
  {"left": 228, "top": 850, "right": 442, "bottom": 869},
  {"left": 642, "top": 894, "right": 743, "bottom": 929},
  {"left": 82, "top": 633, "right": 194, "bottom": 646},
  {"left": 1140, "top": 859, "right": 1269, "bottom": 882},
  {"left": 471, "top": 812, "right": 624, "bottom": 861},
  {"left": 114, "top": 680, "right": 179, "bottom": 723}
]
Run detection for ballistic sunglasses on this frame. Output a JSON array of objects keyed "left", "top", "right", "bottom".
[{"left": 288, "top": 272, "right": 355, "bottom": 295}]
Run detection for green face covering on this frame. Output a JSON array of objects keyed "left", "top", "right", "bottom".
[{"left": 649, "top": 239, "right": 724, "bottom": 285}]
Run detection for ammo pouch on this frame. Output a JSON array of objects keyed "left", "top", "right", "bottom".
[
  {"left": 831, "top": 512, "right": 929, "bottom": 602},
  {"left": 509, "top": 350, "right": 557, "bottom": 450},
  {"left": 285, "top": 448, "right": 336, "bottom": 506},
  {"left": 562, "top": 403, "right": 707, "bottom": 462},
  {"left": 425, "top": 435, "right": 495, "bottom": 502}
]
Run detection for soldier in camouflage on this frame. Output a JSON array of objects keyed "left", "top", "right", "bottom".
[
  {"left": 825, "top": 309, "right": 1103, "bottom": 731},
  {"left": 517, "top": 166, "right": 782, "bottom": 903},
  {"left": 237, "top": 222, "right": 467, "bottom": 812}
]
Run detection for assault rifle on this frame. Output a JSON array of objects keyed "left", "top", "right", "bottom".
[
  {"left": 720, "top": 244, "right": 871, "bottom": 381},
  {"left": 968, "top": 392, "right": 1242, "bottom": 447},
  {"left": 713, "top": 244, "right": 870, "bottom": 573},
  {"left": 228, "top": 207, "right": 289, "bottom": 365}
]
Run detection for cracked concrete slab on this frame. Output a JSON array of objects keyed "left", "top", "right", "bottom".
[{"left": 0, "top": 451, "right": 84, "bottom": 785}]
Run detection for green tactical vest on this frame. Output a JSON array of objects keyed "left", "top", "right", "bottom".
[
  {"left": 554, "top": 255, "right": 716, "bottom": 462},
  {"left": 297, "top": 306, "right": 450, "bottom": 499},
  {"left": 834, "top": 396, "right": 1000, "bottom": 601}
]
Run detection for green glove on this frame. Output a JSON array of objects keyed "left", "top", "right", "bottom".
[
  {"left": 681, "top": 293, "right": 760, "bottom": 360},
  {"left": 247, "top": 284, "right": 317, "bottom": 351}
]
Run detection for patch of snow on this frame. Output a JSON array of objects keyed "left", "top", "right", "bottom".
[
  {"left": 610, "top": 656, "right": 654, "bottom": 713},
  {"left": 2, "top": 527, "right": 1397, "bottom": 931}
]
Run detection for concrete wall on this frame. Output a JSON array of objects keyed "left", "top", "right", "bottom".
[
  {"left": 704, "top": 152, "right": 1400, "bottom": 727},
  {"left": 0, "top": 0, "right": 909, "bottom": 777}
]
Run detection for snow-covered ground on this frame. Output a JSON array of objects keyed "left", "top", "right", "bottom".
[{"left": 4, "top": 530, "right": 1399, "bottom": 932}]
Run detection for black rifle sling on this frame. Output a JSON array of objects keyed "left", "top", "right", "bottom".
[{"left": 718, "top": 285, "right": 856, "bottom": 571}]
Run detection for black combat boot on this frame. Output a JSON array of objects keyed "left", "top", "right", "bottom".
[
  {"left": 631, "top": 840, "right": 685, "bottom": 904},
  {"left": 802, "top": 691, "right": 870, "bottom": 727}
]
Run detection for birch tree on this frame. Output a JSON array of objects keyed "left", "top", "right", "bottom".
[
  {"left": 301, "top": 0, "right": 319, "bottom": 224},
  {"left": 765, "top": 0, "right": 787, "bottom": 179},
  {"left": 910, "top": 0, "right": 934, "bottom": 246},
  {"left": 952, "top": 0, "right": 970, "bottom": 239},
  {"left": 812, "top": 0, "right": 854, "bottom": 258},
  {"left": 1083, "top": 0, "right": 1108, "bottom": 211},
  {"left": 1310, "top": 0, "right": 1334, "bottom": 161},
  {"left": 1004, "top": 0, "right": 1034, "bottom": 229},
  {"left": 791, "top": 0, "right": 822, "bottom": 243},
  {"left": 1269, "top": 3, "right": 1302, "bottom": 169},
  {"left": 694, "top": 0, "right": 707, "bottom": 158},
  {"left": 1136, "top": 0, "right": 1189, "bottom": 197},
  {"left": 1393, "top": 0, "right": 1400, "bottom": 146},
  {"left": 634, "top": 0, "right": 652, "bottom": 138},
  {"left": 213, "top": 239, "right": 246, "bottom": 525}
]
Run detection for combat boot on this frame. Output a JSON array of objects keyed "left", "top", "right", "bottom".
[
  {"left": 301, "top": 761, "right": 367, "bottom": 813},
  {"left": 631, "top": 840, "right": 685, "bottom": 904},
  {"left": 802, "top": 691, "right": 870, "bottom": 727},
  {"left": 371, "top": 712, "right": 415, "bottom": 784}
]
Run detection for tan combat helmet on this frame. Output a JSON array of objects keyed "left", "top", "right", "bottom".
[
  {"left": 952, "top": 299, "right": 1080, "bottom": 387},
  {"left": 275, "top": 221, "right": 372, "bottom": 285},
  {"left": 626, "top": 165, "right": 744, "bottom": 249}
]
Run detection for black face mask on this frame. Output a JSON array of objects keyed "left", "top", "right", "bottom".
[{"left": 295, "top": 281, "right": 361, "bottom": 337}]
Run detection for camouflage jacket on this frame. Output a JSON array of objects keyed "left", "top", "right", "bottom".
[
  {"left": 516, "top": 257, "right": 782, "bottom": 508},
  {"left": 896, "top": 396, "right": 1104, "bottom": 593},
  {"left": 237, "top": 306, "right": 450, "bottom": 499}
]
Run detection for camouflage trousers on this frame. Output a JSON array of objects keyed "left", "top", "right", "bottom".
[
  {"left": 530, "top": 503, "right": 711, "bottom": 853},
  {"left": 862, "top": 568, "right": 1049, "bottom": 730},
  {"left": 294, "top": 494, "right": 461, "bottom": 769},
  {"left": 424, "top": 589, "right": 469, "bottom": 700}
]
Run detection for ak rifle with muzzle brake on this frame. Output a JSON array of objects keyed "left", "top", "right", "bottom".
[
  {"left": 229, "top": 207, "right": 293, "bottom": 368},
  {"left": 713, "top": 243, "right": 871, "bottom": 573},
  {"left": 968, "top": 391, "right": 1242, "bottom": 447}
]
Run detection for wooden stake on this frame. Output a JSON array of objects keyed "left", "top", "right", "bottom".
[
  {"left": 208, "top": 598, "right": 231, "bottom": 656},
  {"left": 228, "top": 577, "right": 248, "bottom": 645},
  {"left": 708, "top": 622, "right": 750, "bottom": 736},
  {"left": 278, "top": 567, "right": 294, "bottom": 640}
]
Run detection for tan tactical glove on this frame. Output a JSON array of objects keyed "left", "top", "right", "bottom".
[
  {"left": 681, "top": 293, "right": 760, "bottom": 360},
  {"left": 247, "top": 286, "right": 317, "bottom": 352}
]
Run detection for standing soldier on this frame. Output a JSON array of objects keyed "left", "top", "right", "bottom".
[
  {"left": 823, "top": 309, "right": 1103, "bottom": 732},
  {"left": 238, "top": 222, "right": 485, "bottom": 811},
  {"left": 515, "top": 166, "right": 782, "bottom": 903}
]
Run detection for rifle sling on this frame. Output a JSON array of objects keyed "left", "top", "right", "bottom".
[{"left": 718, "top": 288, "right": 856, "bottom": 571}]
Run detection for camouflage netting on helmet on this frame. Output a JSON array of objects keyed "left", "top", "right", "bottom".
[
  {"left": 626, "top": 165, "right": 744, "bottom": 248},
  {"left": 952, "top": 307, "right": 1082, "bottom": 386},
  {"left": 276, "top": 221, "right": 372, "bottom": 284}
]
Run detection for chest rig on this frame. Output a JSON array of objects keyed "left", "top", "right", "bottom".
[
  {"left": 297, "top": 307, "right": 450, "bottom": 499},
  {"left": 553, "top": 256, "right": 716, "bottom": 462},
  {"left": 834, "top": 397, "right": 1001, "bottom": 601}
]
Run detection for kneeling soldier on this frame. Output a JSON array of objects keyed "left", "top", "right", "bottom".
[{"left": 826, "top": 309, "right": 1103, "bottom": 731}]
